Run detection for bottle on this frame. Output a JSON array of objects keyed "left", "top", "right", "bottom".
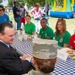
[
  {"left": 20, "top": 29, "right": 22, "bottom": 35},
  {"left": 33, "top": 33, "right": 37, "bottom": 39}
]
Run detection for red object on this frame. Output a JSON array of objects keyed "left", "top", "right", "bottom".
[
  {"left": 70, "top": 34, "right": 75, "bottom": 50},
  {"left": 20, "top": 18, "right": 25, "bottom": 24}
]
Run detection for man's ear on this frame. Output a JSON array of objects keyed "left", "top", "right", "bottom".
[
  {"left": 33, "top": 58, "right": 36, "bottom": 65},
  {"left": 33, "top": 58, "right": 37, "bottom": 66},
  {"left": 53, "top": 57, "right": 58, "bottom": 64},
  {"left": 45, "top": 19, "right": 47, "bottom": 24},
  {"left": 55, "top": 57, "right": 58, "bottom": 63},
  {"left": 0, "top": 33, "right": 3, "bottom": 39}
]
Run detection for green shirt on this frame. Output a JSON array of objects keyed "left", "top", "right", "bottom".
[
  {"left": 23, "top": 70, "right": 53, "bottom": 75},
  {"left": 39, "top": 26, "right": 54, "bottom": 39},
  {"left": 54, "top": 31, "right": 71, "bottom": 47},
  {"left": 24, "top": 22, "right": 35, "bottom": 35}
]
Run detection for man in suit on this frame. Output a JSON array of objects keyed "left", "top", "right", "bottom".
[{"left": 0, "top": 22, "right": 33, "bottom": 75}]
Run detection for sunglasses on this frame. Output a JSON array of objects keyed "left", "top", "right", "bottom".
[{"left": 0, "top": 9, "right": 3, "bottom": 11}]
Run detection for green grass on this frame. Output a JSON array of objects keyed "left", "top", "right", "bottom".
[{"left": 8, "top": 12, "right": 75, "bottom": 35}]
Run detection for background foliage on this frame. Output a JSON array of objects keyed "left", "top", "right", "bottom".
[
  {"left": 0, "top": 0, "right": 2, "bottom": 3},
  {"left": 8, "top": 0, "right": 51, "bottom": 7}
]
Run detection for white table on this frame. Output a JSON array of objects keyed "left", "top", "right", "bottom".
[
  {"left": 12, "top": 34, "right": 75, "bottom": 75},
  {"left": 11, "top": 34, "right": 33, "bottom": 55},
  {"left": 53, "top": 57, "right": 75, "bottom": 75}
]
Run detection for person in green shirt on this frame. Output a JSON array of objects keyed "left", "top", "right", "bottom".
[
  {"left": 38, "top": 18, "right": 54, "bottom": 39},
  {"left": 24, "top": 15, "right": 36, "bottom": 35},
  {"left": 54, "top": 18, "right": 71, "bottom": 47}
]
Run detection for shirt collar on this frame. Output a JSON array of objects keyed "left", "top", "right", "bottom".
[{"left": 0, "top": 40, "right": 10, "bottom": 48}]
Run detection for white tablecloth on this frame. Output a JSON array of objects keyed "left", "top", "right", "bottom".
[{"left": 12, "top": 34, "right": 75, "bottom": 75}]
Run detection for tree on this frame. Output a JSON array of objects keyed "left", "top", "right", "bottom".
[
  {"left": 8, "top": 0, "right": 27, "bottom": 7},
  {"left": 26, "top": 0, "right": 45, "bottom": 7},
  {"left": 0, "top": 0, "right": 2, "bottom": 3},
  {"left": 8, "top": 0, "right": 13, "bottom": 7},
  {"left": 8, "top": 0, "right": 51, "bottom": 7}
]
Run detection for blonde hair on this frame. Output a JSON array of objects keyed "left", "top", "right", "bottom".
[{"left": 35, "top": 3, "right": 40, "bottom": 7}]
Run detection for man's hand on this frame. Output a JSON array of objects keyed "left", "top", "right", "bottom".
[{"left": 20, "top": 54, "right": 32, "bottom": 61}]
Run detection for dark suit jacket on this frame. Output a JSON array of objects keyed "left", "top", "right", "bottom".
[{"left": 0, "top": 42, "right": 32, "bottom": 75}]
